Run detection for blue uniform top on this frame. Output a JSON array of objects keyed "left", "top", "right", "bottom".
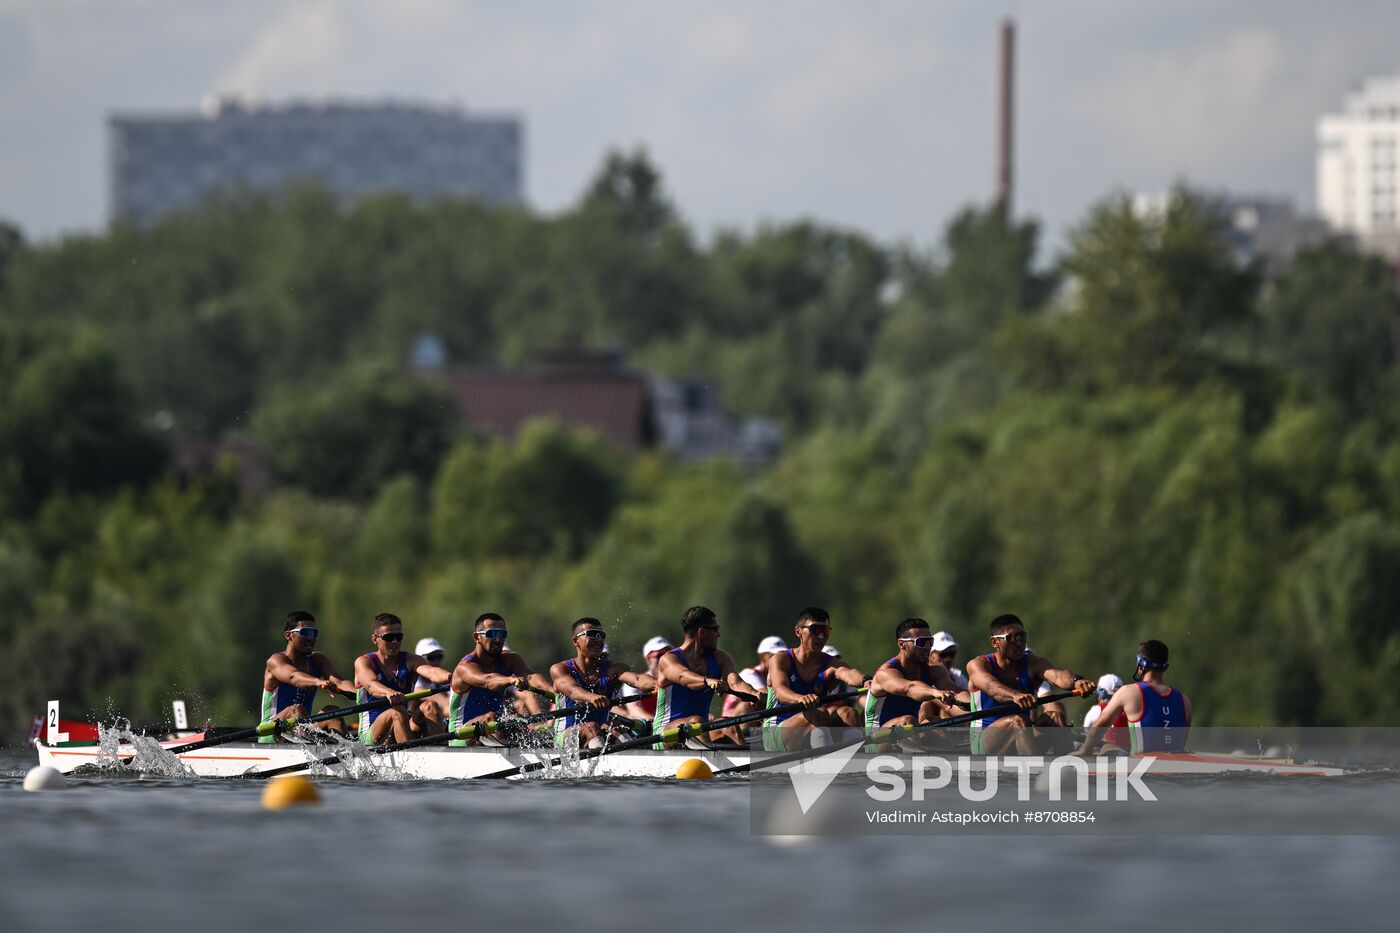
[
  {"left": 970, "top": 653, "right": 1042, "bottom": 728},
  {"left": 1128, "top": 682, "right": 1188, "bottom": 753},
  {"left": 357, "top": 652, "right": 412, "bottom": 738},
  {"left": 265, "top": 653, "right": 319, "bottom": 717},
  {"left": 554, "top": 658, "right": 613, "bottom": 730},
  {"left": 652, "top": 648, "right": 721, "bottom": 731},
  {"left": 449, "top": 652, "right": 506, "bottom": 730},
  {"left": 765, "top": 649, "right": 833, "bottom": 724},
  {"left": 864, "top": 656, "right": 937, "bottom": 729}
]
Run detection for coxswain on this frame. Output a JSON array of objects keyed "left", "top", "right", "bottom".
[
  {"left": 652, "top": 606, "right": 751, "bottom": 747},
  {"left": 449, "top": 613, "right": 555, "bottom": 746},
  {"left": 413, "top": 636, "right": 451, "bottom": 729},
  {"left": 551, "top": 618, "right": 655, "bottom": 749},
  {"left": 353, "top": 613, "right": 451, "bottom": 745},
  {"left": 964, "top": 614, "right": 1095, "bottom": 755},
  {"left": 620, "top": 636, "right": 672, "bottom": 721},
  {"left": 259, "top": 610, "right": 355, "bottom": 744},
  {"left": 863, "top": 618, "right": 962, "bottom": 746},
  {"left": 763, "top": 607, "right": 866, "bottom": 751},
  {"left": 1075, "top": 641, "right": 1191, "bottom": 756}
]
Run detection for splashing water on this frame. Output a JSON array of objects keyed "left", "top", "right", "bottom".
[
  {"left": 280, "top": 725, "right": 411, "bottom": 781},
  {"left": 94, "top": 724, "right": 193, "bottom": 777}
]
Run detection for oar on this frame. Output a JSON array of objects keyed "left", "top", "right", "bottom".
[
  {"left": 145, "top": 686, "right": 451, "bottom": 757},
  {"left": 475, "top": 687, "right": 870, "bottom": 780},
  {"left": 250, "top": 692, "right": 659, "bottom": 779},
  {"left": 713, "top": 690, "right": 1078, "bottom": 776}
]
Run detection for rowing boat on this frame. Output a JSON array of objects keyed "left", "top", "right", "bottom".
[{"left": 33, "top": 735, "right": 1344, "bottom": 779}]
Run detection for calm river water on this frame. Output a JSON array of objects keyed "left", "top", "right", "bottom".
[{"left": 2, "top": 748, "right": 1398, "bottom": 932}]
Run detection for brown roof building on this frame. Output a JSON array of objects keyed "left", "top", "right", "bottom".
[{"left": 438, "top": 348, "right": 656, "bottom": 452}]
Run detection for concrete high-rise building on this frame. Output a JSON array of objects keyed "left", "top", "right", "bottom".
[
  {"left": 1317, "top": 73, "right": 1400, "bottom": 259},
  {"left": 109, "top": 98, "right": 523, "bottom": 225}
]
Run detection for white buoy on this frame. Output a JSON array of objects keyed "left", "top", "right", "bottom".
[{"left": 23, "top": 765, "right": 68, "bottom": 792}]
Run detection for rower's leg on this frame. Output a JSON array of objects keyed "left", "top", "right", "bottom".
[
  {"left": 516, "top": 691, "right": 544, "bottom": 716},
  {"left": 980, "top": 715, "right": 1030, "bottom": 755},
  {"left": 832, "top": 704, "right": 861, "bottom": 729},
  {"left": 413, "top": 700, "right": 446, "bottom": 737},
  {"left": 1031, "top": 712, "right": 1073, "bottom": 755},
  {"left": 370, "top": 707, "right": 412, "bottom": 745}
]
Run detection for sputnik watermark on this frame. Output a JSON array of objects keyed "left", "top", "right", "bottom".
[{"left": 785, "top": 752, "right": 1157, "bottom": 814}]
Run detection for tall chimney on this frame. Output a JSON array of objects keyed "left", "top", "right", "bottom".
[{"left": 996, "top": 18, "right": 1015, "bottom": 218}]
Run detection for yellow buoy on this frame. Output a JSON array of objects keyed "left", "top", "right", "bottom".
[
  {"left": 261, "top": 775, "right": 321, "bottom": 809},
  {"left": 675, "top": 758, "right": 714, "bottom": 781}
]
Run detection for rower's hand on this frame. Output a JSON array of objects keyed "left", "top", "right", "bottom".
[
  {"left": 1071, "top": 678, "right": 1096, "bottom": 698},
  {"left": 317, "top": 678, "right": 334, "bottom": 694},
  {"left": 586, "top": 692, "right": 611, "bottom": 710},
  {"left": 512, "top": 675, "right": 529, "bottom": 691},
  {"left": 384, "top": 690, "right": 405, "bottom": 706},
  {"left": 1011, "top": 692, "right": 1036, "bottom": 709},
  {"left": 798, "top": 693, "right": 821, "bottom": 709},
  {"left": 934, "top": 689, "right": 958, "bottom": 705},
  {"left": 704, "top": 677, "right": 722, "bottom": 692}
]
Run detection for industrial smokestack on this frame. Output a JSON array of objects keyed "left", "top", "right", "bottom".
[{"left": 996, "top": 18, "right": 1015, "bottom": 218}]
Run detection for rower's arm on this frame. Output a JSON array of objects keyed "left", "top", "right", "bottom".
[
  {"left": 408, "top": 655, "right": 452, "bottom": 686},
  {"left": 503, "top": 656, "right": 556, "bottom": 699},
  {"left": 767, "top": 654, "right": 811, "bottom": 706},
  {"left": 873, "top": 666, "right": 944, "bottom": 704},
  {"left": 315, "top": 656, "right": 356, "bottom": 696},
  {"left": 1076, "top": 689, "right": 1131, "bottom": 754},
  {"left": 354, "top": 656, "right": 402, "bottom": 699},
  {"left": 1038, "top": 661, "right": 1096, "bottom": 697},
  {"left": 550, "top": 663, "right": 604, "bottom": 705},
  {"left": 267, "top": 653, "right": 329, "bottom": 691},
  {"left": 830, "top": 662, "right": 865, "bottom": 688},
  {"left": 613, "top": 663, "right": 656, "bottom": 693},
  {"left": 657, "top": 651, "right": 715, "bottom": 691},
  {"left": 717, "top": 651, "right": 752, "bottom": 696},
  {"left": 966, "top": 657, "right": 1026, "bottom": 704}
]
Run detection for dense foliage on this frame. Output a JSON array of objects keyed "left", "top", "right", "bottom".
[{"left": 2, "top": 151, "right": 1399, "bottom": 738}]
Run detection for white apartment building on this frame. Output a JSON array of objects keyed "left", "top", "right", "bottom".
[
  {"left": 1317, "top": 73, "right": 1400, "bottom": 256},
  {"left": 110, "top": 98, "right": 522, "bottom": 225}
]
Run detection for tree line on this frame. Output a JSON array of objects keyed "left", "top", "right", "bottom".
[{"left": 1, "top": 150, "right": 1398, "bottom": 739}]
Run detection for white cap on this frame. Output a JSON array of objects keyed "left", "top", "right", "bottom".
[
  {"left": 821, "top": 645, "right": 842, "bottom": 658},
  {"left": 757, "top": 636, "right": 788, "bottom": 655},
  {"left": 642, "top": 636, "right": 673, "bottom": 657},
  {"left": 1097, "top": 673, "right": 1124, "bottom": 695},
  {"left": 930, "top": 631, "right": 957, "bottom": 652},
  {"left": 414, "top": 638, "right": 444, "bottom": 657}
]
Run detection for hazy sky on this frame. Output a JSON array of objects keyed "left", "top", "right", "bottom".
[{"left": 2, "top": 1, "right": 1397, "bottom": 254}]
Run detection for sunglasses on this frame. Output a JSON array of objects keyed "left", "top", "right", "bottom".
[
  {"left": 289, "top": 627, "right": 319, "bottom": 639},
  {"left": 899, "top": 636, "right": 935, "bottom": 649},
  {"left": 425, "top": 653, "right": 444, "bottom": 662},
  {"left": 577, "top": 630, "right": 607, "bottom": 641},
  {"left": 801, "top": 624, "right": 832, "bottom": 634},
  {"left": 375, "top": 632, "right": 405, "bottom": 643},
  {"left": 991, "top": 631, "right": 1027, "bottom": 643},
  {"left": 475, "top": 629, "right": 509, "bottom": 641}
]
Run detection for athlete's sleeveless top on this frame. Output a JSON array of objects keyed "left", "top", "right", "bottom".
[
  {"left": 357, "top": 652, "right": 412, "bottom": 743},
  {"left": 553, "top": 658, "right": 612, "bottom": 745},
  {"left": 259, "top": 653, "right": 320, "bottom": 744},
  {"left": 652, "top": 648, "right": 721, "bottom": 732},
  {"left": 1128, "top": 682, "right": 1187, "bottom": 753},
  {"left": 968, "top": 653, "right": 1042, "bottom": 753},
  {"left": 449, "top": 653, "right": 507, "bottom": 728},
  {"left": 864, "top": 656, "right": 937, "bottom": 730},
  {"left": 765, "top": 649, "right": 833, "bottom": 724}
]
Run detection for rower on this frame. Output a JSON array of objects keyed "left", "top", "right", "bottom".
[
  {"left": 721, "top": 635, "right": 787, "bottom": 718},
  {"left": 259, "top": 611, "right": 355, "bottom": 744},
  {"left": 550, "top": 618, "right": 655, "bottom": 749},
  {"left": 931, "top": 631, "right": 969, "bottom": 690},
  {"left": 863, "top": 618, "right": 961, "bottom": 746},
  {"left": 620, "top": 636, "right": 672, "bottom": 721},
  {"left": 1075, "top": 641, "right": 1191, "bottom": 756},
  {"left": 763, "top": 607, "right": 866, "bottom": 751},
  {"left": 652, "top": 606, "right": 750, "bottom": 747},
  {"left": 449, "top": 613, "right": 555, "bottom": 746},
  {"left": 413, "top": 636, "right": 451, "bottom": 728},
  {"left": 965, "top": 614, "right": 1095, "bottom": 755},
  {"left": 353, "top": 613, "right": 452, "bottom": 745},
  {"left": 1082, "top": 673, "right": 1129, "bottom": 751}
]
